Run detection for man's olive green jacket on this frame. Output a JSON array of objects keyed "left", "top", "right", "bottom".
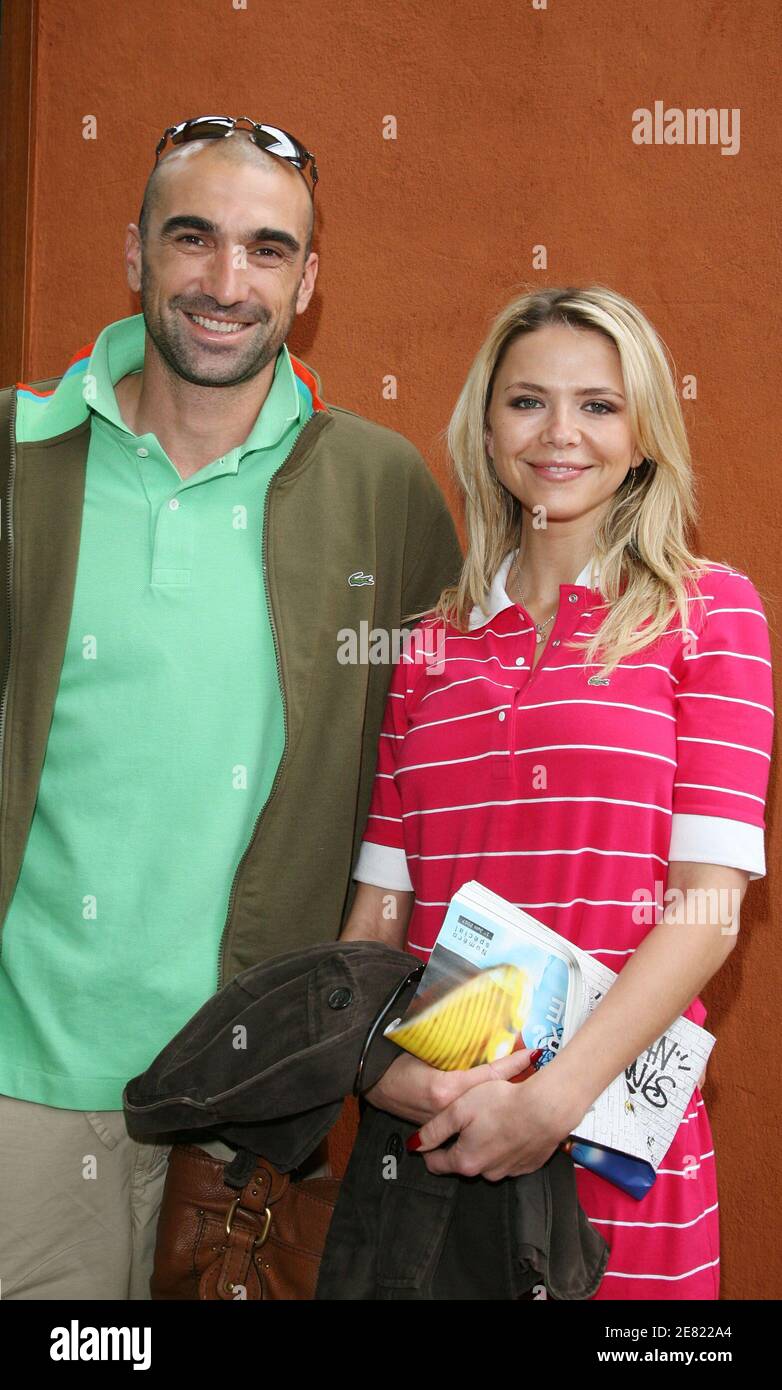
[{"left": 0, "top": 348, "right": 462, "bottom": 985}]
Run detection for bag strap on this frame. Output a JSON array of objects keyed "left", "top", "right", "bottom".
[{"left": 199, "top": 1159, "right": 290, "bottom": 1301}]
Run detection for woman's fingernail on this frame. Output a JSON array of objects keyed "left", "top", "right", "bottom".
[
  {"left": 406, "top": 1131, "right": 422, "bottom": 1152},
  {"left": 529, "top": 1049, "right": 543, "bottom": 1066}
]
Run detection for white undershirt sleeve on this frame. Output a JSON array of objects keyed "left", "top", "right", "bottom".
[
  {"left": 352, "top": 841, "right": 414, "bottom": 891},
  {"left": 668, "top": 813, "right": 766, "bottom": 879}
]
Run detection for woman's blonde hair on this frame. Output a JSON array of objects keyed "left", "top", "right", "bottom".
[{"left": 427, "top": 284, "right": 710, "bottom": 676}]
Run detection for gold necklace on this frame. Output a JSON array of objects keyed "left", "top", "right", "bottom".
[{"left": 512, "top": 552, "right": 557, "bottom": 644}]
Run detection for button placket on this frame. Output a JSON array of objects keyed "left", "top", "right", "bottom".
[
  {"left": 492, "top": 618, "right": 533, "bottom": 783},
  {"left": 507, "top": 590, "right": 587, "bottom": 783},
  {"left": 507, "top": 660, "right": 529, "bottom": 788},
  {"left": 508, "top": 685, "right": 524, "bottom": 788},
  {"left": 151, "top": 487, "right": 193, "bottom": 586},
  {"left": 491, "top": 703, "right": 512, "bottom": 782},
  {"left": 507, "top": 618, "right": 537, "bottom": 787},
  {"left": 524, "top": 590, "right": 583, "bottom": 685}
]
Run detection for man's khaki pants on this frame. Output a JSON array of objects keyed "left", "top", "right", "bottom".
[
  {"left": 0, "top": 1095, "right": 332, "bottom": 1300},
  {"left": 0, "top": 1095, "right": 172, "bottom": 1300}
]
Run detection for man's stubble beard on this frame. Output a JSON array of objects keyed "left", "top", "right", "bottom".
[{"left": 139, "top": 268, "right": 299, "bottom": 389}]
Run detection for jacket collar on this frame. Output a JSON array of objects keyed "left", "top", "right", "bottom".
[
  {"left": 469, "top": 549, "right": 602, "bottom": 631},
  {"left": 14, "top": 313, "right": 329, "bottom": 445}
]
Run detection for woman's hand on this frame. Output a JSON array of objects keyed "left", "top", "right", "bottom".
[
  {"left": 412, "top": 1067, "right": 588, "bottom": 1181},
  {"left": 363, "top": 1048, "right": 534, "bottom": 1126}
]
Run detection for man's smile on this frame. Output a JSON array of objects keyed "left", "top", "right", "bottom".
[{"left": 181, "top": 309, "right": 257, "bottom": 340}]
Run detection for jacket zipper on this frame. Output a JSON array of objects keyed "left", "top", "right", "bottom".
[
  {"left": 216, "top": 410, "right": 320, "bottom": 989},
  {"left": 0, "top": 389, "right": 18, "bottom": 955}
]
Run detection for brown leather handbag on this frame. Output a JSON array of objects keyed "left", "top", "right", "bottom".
[{"left": 150, "top": 1143, "right": 341, "bottom": 1300}]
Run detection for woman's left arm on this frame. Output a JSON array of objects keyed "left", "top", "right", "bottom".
[{"left": 416, "top": 861, "right": 747, "bottom": 1181}]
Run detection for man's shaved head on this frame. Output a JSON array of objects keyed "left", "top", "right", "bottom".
[{"left": 138, "top": 131, "right": 315, "bottom": 260}]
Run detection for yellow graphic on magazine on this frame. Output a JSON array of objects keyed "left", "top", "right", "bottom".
[{"left": 386, "top": 964, "right": 533, "bottom": 1070}]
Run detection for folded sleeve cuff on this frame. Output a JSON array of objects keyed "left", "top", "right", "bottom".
[
  {"left": 668, "top": 814, "right": 766, "bottom": 879},
  {"left": 353, "top": 841, "right": 414, "bottom": 891}
]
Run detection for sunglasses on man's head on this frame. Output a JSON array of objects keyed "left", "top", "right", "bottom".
[{"left": 153, "top": 116, "right": 319, "bottom": 195}]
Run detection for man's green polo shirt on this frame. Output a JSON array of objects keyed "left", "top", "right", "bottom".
[{"left": 0, "top": 314, "right": 308, "bottom": 1109}]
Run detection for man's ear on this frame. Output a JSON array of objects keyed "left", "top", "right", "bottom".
[
  {"left": 294, "top": 251, "right": 318, "bottom": 316},
  {"left": 125, "top": 224, "right": 143, "bottom": 295}
]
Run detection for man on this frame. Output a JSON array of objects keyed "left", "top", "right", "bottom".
[{"left": 0, "top": 117, "right": 461, "bottom": 1299}]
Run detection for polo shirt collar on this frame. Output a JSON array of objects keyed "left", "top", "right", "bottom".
[
  {"left": 86, "top": 312, "right": 301, "bottom": 455},
  {"left": 468, "top": 549, "right": 602, "bottom": 630}
]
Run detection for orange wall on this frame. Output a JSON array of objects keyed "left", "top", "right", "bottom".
[{"left": 20, "top": 0, "right": 780, "bottom": 1299}]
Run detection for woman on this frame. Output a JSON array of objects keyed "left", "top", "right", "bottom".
[{"left": 340, "top": 285, "right": 774, "bottom": 1300}]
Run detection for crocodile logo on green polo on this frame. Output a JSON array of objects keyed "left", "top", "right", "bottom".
[{"left": 348, "top": 571, "right": 375, "bottom": 587}]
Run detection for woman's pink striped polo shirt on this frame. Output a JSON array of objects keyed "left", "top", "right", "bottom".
[{"left": 353, "top": 551, "right": 774, "bottom": 1300}]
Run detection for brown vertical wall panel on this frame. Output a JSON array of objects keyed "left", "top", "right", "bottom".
[
  {"left": 2, "top": 0, "right": 780, "bottom": 1299},
  {"left": 0, "top": 0, "right": 38, "bottom": 383}
]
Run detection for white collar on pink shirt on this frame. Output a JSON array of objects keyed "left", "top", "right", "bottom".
[{"left": 468, "top": 549, "right": 602, "bottom": 631}]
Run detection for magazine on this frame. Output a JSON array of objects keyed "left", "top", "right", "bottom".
[{"left": 385, "top": 881, "right": 716, "bottom": 1199}]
